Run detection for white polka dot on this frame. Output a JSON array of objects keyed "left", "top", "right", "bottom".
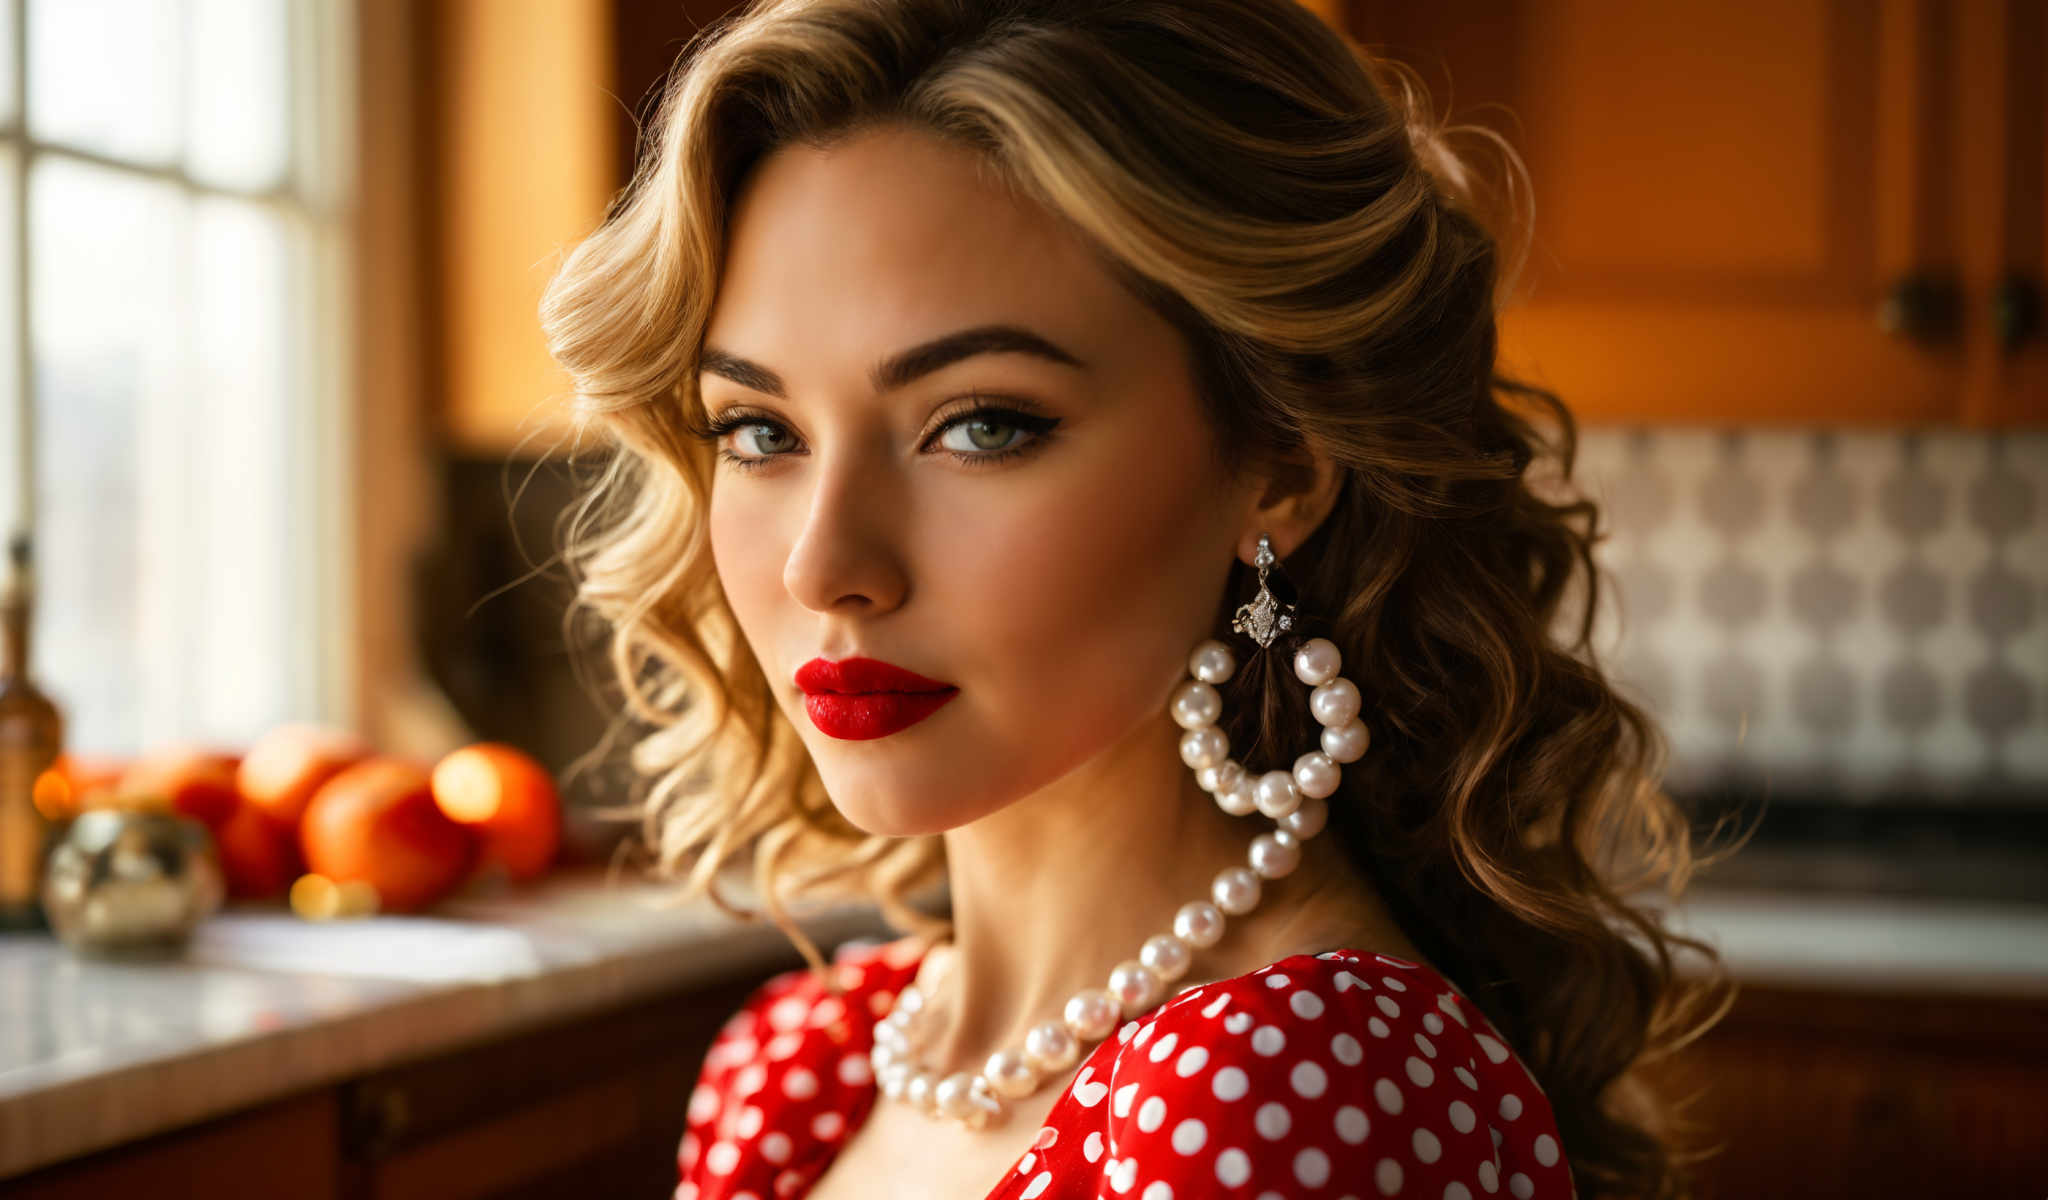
[
  {"left": 1376, "top": 995, "right": 1401, "bottom": 1019},
  {"left": 1449, "top": 1099, "right": 1476, "bottom": 1132},
  {"left": 1331, "top": 1032, "right": 1363, "bottom": 1066},
  {"left": 1423, "top": 1012, "right": 1445, "bottom": 1035},
  {"left": 811, "top": 1111, "right": 844, "bottom": 1140},
  {"left": 1534, "top": 1133, "right": 1559, "bottom": 1166},
  {"left": 1438, "top": 993, "right": 1468, "bottom": 1025},
  {"left": 1266, "top": 973, "right": 1292, "bottom": 988},
  {"left": 836, "top": 1054, "right": 871, "bottom": 1086},
  {"left": 1414, "top": 1032, "right": 1437, "bottom": 1058},
  {"left": 1509, "top": 1172, "right": 1534, "bottom": 1199},
  {"left": 1135, "top": 1022, "right": 1155, "bottom": 1047},
  {"left": 1446, "top": 1185, "right": 1472, "bottom": 1200},
  {"left": 1368, "top": 1017, "right": 1391, "bottom": 1038},
  {"left": 1202, "top": 994, "right": 1231, "bottom": 1018},
  {"left": 765, "top": 1031, "right": 804, "bottom": 1060},
  {"left": 733, "top": 1064, "right": 766, "bottom": 1097},
  {"left": 1475, "top": 1033, "right": 1509, "bottom": 1064},
  {"left": 1138, "top": 1095, "right": 1168, "bottom": 1133},
  {"left": 1172, "top": 1118, "right": 1208, "bottom": 1154},
  {"left": 688, "top": 1084, "right": 719, "bottom": 1123},
  {"left": 1295, "top": 1147, "right": 1331, "bottom": 1188},
  {"left": 1374, "top": 1077, "right": 1404, "bottom": 1114},
  {"left": 1212, "top": 1067, "right": 1250, "bottom": 1101},
  {"left": 1085, "top": 1131, "right": 1106, "bottom": 1162},
  {"left": 1119, "top": 1021, "right": 1139, "bottom": 1043},
  {"left": 1150, "top": 1031, "right": 1180, "bottom": 1063},
  {"left": 1491, "top": 1126, "right": 1503, "bottom": 1149},
  {"left": 1255, "top": 1102, "right": 1292, "bottom": 1140},
  {"left": 1252, "top": 1025, "right": 1286, "bottom": 1056},
  {"left": 1478, "top": 1160, "right": 1499, "bottom": 1193},
  {"left": 782, "top": 1067, "right": 818, "bottom": 1100},
  {"left": 1022, "top": 1170, "right": 1052, "bottom": 1199},
  {"left": 1412, "top": 1127, "right": 1441, "bottom": 1163},
  {"left": 1406, "top": 1056, "right": 1434, "bottom": 1087},
  {"left": 1225, "top": 1012, "right": 1254, "bottom": 1035},
  {"left": 1334, "top": 970, "right": 1368, "bottom": 992},
  {"left": 760, "top": 1132, "right": 791, "bottom": 1164},
  {"left": 1291, "top": 1060, "right": 1328, "bottom": 1099},
  {"left": 1381, "top": 976, "right": 1407, "bottom": 991},
  {"left": 675, "top": 1183, "right": 699, "bottom": 1200},
  {"left": 705, "top": 1141, "right": 739, "bottom": 1175},
  {"left": 1035, "top": 1126, "right": 1059, "bottom": 1150},
  {"left": 1112, "top": 1157, "right": 1139, "bottom": 1192},
  {"left": 1142, "top": 1183, "right": 1173, "bottom": 1200},
  {"left": 1499, "top": 1093, "right": 1523, "bottom": 1120},
  {"left": 1115, "top": 1082, "right": 1141, "bottom": 1117},
  {"left": 1375, "top": 1157, "right": 1404, "bottom": 1195},
  {"left": 735, "top": 1105, "right": 764, "bottom": 1137},
  {"left": 1335, "top": 1105, "right": 1370, "bottom": 1144},
  {"left": 1017, "top": 1152, "right": 1037, "bottom": 1175},
  {"left": 1454, "top": 1067, "right": 1478, "bottom": 1090},
  {"left": 808, "top": 995, "right": 846, "bottom": 1027},
  {"left": 1216, "top": 1148, "right": 1251, "bottom": 1187},
  {"left": 768, "top": 997, "right": 809, "bottom": 1029},
  {"left": 1176, "top": 1046, "right": 1211, "bottom": 1077},
  {"left": 1290, "top": 990, "right": 1327, "bottom": 1020}
]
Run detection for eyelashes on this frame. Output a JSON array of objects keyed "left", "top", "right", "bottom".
[{"left": 690, "top": 398, "right": 1062, "bottom": 473}]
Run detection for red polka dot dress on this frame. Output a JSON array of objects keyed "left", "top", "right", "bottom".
[{"left": 675, "top": 937, "right": 1578, "bottom": 1199}]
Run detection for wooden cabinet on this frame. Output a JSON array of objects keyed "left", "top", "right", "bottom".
[{"left": 1352, "top": 0, "right": 2046, "bottom": 425}]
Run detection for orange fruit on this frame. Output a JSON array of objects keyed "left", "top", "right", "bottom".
[
  {"left": 214, "top": 799, "right": 307, "bottom": 899},
  {"left": 34, "top": 753, "right": 129, "bottom": 820},
  {"left": 430, "top": 743, "right": 562, "bottom": 883},
  {"left": 114, "top": 746, "right": 243, "bottom": 828},
  {"left": 300, "top": 758, "right": 477, "bottom": 913},
  {"left": 238, "top": 723, "right": 373, "bottom": 830}
]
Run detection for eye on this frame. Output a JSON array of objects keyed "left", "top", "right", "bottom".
[
  {"left": 732, "top": 420, "right": 798, "bottom": 458},
  {"left": 937, "top": 412, "right": 1027, "bottom": 454}
]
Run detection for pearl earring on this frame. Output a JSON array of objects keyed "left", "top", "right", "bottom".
[{"left": 868, "top": 531, "right": 1372, "bottom": 1130}]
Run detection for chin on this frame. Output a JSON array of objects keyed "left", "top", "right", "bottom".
[{"left": 818, "top": 776, "right": 973, "bottom": 839}]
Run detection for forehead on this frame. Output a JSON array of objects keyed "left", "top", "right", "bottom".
[{"left": 703, "top": 123, "right": 1152, "bottom": 376}]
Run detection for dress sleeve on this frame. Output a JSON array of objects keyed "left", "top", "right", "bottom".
[
  {"left": 675, "top": 966, "right": 807, "bottom": 1183},
  {"left": 1098, "top": 957, "right": 1506, "bottom": 1197}
]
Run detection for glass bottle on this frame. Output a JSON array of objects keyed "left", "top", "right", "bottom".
[{"left": 0, "top": 532, "right": 64, "bottom": 931}]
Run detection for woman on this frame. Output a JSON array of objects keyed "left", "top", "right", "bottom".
[{"left": 541, "top": 1, "right": 1737, "bottom": 1197}]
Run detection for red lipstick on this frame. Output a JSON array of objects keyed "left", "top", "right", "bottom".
[{"left": 795, "top": 657, "right": 959, "bottom": 741}]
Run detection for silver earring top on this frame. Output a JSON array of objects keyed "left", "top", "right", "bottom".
[{"left": 1230, "top": 533, "right": 1296, "bottom": 649}]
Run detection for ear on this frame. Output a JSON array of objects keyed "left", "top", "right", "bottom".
[{"left": 1234, "top": 441, "right": 1344, "bottom": 564}]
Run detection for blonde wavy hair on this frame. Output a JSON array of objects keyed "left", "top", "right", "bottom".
[{"left": 540, "top": 1, "right": 1745, "bottom": 1195}]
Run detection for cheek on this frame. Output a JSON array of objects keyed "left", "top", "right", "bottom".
[{"left": 706, "top": 481, "right": 783, "bottom": 654}]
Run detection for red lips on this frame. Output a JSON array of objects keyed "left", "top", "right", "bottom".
[{"left": 795, "top": 657, "right": 959, "bottom": 740}]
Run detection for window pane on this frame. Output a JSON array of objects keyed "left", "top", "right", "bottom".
[
  {"left": 0, "top": 147, "right": 19, "bottom": 535},
  {"left": 0, "top": 0, "right": 18, "bottom": 128},
  {"left": 27, "top": 0, "right": 184, "bottom": 166},
  {"left": 30, "top": 158, "right": 181, "bottom": 755},
  {"left": 187, "top": 0, "right": 290, "bottom": 191}
]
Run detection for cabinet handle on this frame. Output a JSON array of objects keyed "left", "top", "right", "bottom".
[
  {"left": 344, "top": 1083, "right": 413, "bottom": 1159},
  {"left": 1878, "top": 272, "right": 1962, "bottom": 344},
  {"left": 1993, "top": 274, "right": 2041, "bottom": 351}
]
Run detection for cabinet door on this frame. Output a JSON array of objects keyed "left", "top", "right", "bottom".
[
  {"left": 1957, "top": 0, "right": 2047, "bottom": 425},
  {"left": 1356, "top": 0, "right": 1964, "bottom": 425}
]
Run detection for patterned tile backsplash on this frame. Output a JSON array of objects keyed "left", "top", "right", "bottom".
[{"left": 1571, "top": 430, "right": 2045, "bottom": 804}]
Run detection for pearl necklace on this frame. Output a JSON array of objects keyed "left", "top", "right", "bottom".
[{"left": 867, "top": 552, "right": 1371, "bottom": 1130}]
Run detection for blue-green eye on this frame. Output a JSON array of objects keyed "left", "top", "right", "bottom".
[{"left": 695, "top": 402, "right": 1061, "bottom": 472}]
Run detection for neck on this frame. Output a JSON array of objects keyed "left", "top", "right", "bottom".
[{"left": 916, "top": 714, "right": 1369, "bottom": 1078}]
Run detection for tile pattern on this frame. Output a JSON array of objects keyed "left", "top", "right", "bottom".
[{"left": 1571, "top": 431, "right": 2046, "bottom": 801}]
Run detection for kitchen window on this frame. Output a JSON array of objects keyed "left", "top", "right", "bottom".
[{"left": 2, "top": 0, "right": 355, "bottom": 755}]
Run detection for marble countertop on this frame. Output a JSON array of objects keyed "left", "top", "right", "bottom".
[{"left": 3, "top": 866, "right": 2045, "bottom": 1181}]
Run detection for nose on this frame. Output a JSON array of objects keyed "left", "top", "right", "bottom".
[{"left": 782, "top": 452, "right": 909, "bottom": 617}]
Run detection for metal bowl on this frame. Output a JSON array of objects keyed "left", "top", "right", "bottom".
[{"left": 41, "top": 810, "right": 227, "bottom": 957}]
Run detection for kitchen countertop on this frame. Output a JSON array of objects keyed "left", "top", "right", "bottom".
[{"left": 3, "top": 865, "right": 2046, "bottom": 1181}]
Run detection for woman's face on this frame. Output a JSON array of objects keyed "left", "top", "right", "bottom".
[{"left": 701, "top": 122, "right": 1258, "bottom": 836}]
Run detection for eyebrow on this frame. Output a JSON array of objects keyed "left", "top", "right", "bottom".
[{"left": 698, "top": 323, "right": 1087, "bottom": 399}]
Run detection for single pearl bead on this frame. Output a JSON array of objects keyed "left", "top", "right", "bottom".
[
  {"left": 935, "top": 1072, "right": 978, "bottom": 1119},
  {"left": 1171, "top": 680, "right": 1223, "bottom": 730},
  {"left": 1292, "top": 750, "right": 1340, "bottom": 799},
  {"left": 1179, "top": 725, "right": 1228, "bottom": 770},
  {"left": 1293, "top": 637, "right": 1342, "bottom": 686},
  {"left": 984, "top": 1048, "right": 1039, "bottom": 1099},
  {"left": 1196, "top": 758, "right": 1246, "bottom": 795},
  {"left": 1023, "top": 1020, "right": 1080, "bottom": 1072},
  {"left": 896, "top": 984, "right": 926, "bottom": 1014},
  {"left": 1215, "top": 777, "right": 1258, "bottom": 817},
  {"left": 1140, "top": 933, "right": 1192, "bottom": 982},
  {"left": 965, "top": 1075, "right": 1006, "bottom": 1128},
  {"left": 1310, "top": 677, "right": 1363, "bottom": 726},
  {"left": 1063, "top": 987, "right": 1121, "bottom": 1041},
  {"left": 1173, "top": 900, "right": 1226, "bottom": 948},
  {"left": 1253, "top": 769, "right": 1302, "bottom": 819},
  {"left": 874, "top": 1019, "right": 909, "bottom": 1053},
  {"left": 1212, "top": 865, "right": 1262, "bottom": 915},
  {"left": 905, "top": 1072, "right": 938, "bottom": 1113},
  {"left": 1250, "top": 830, "right": 1302, "bottom": 879},
  {"left": 1188, "top": 639, "right": 1235, "bottom": 684},
  {"left": 1279, "top": 792, "right": 1329, "bottom": 839},
  {"left": 1321, "top": 718, "right": 1370, "bottom": 763},
  {"left": 1107, "top": 959, "right": 1165, "bottom": 1015}
]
